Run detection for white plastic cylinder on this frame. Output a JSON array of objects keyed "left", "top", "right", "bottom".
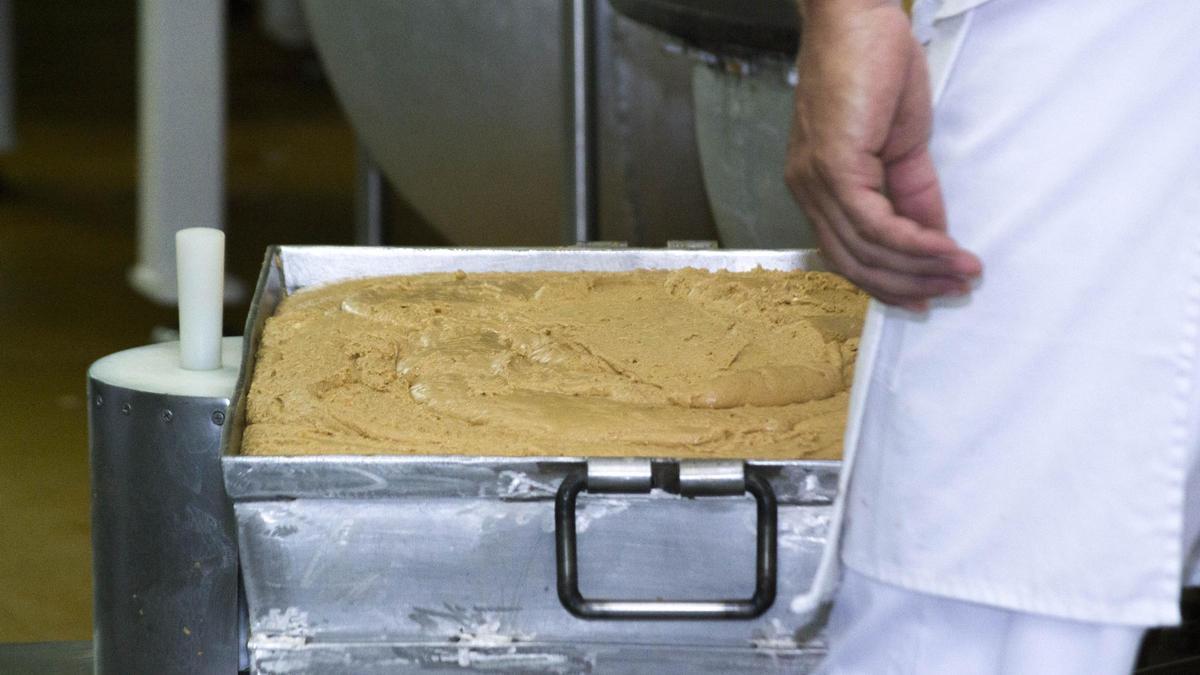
[{"left": 176, "top": 228, "right": 225, "bottom": 371}]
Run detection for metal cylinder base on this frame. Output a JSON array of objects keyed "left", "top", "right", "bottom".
[{"left": 89, "top": 378, "right": 239, "bottom": 674}]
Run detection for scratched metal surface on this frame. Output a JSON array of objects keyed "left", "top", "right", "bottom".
[
  {"left": 225, "top": 246, "right": 841, "bottom": 671},
  {"left": 250, "top": 641, "right": 823, "bottom": 674},
  {"left": 237, "top": 496, "right": 831, "bottom": 646},
  {"left": 224, "top": 455, "right": 839, "bottom": 504}
]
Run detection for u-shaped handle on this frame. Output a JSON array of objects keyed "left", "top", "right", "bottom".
[{"left": 553, "top": 469, "right": 777, "bottom": 620}]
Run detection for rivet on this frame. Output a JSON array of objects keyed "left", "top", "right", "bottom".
[
  {"left": 161, "top": 409, "right": 174, "bottom": 423},
  {"left": 94, "top": 395, "right": 104, "bottom": 407},
  {"left": 121, "top": 403, "right": 132, "bottom": 416},
  {"left": 211, "top": 410, "right": 226, "bottom": 426}
]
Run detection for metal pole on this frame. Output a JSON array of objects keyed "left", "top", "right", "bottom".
[
  {"left": 354, "top": 141, "right": 390, "bottom": 246},
  {"left": 0, "top": 0, "right": 14, "bottom": 155},
  {"left": 563, "top": 0, "right": 597, "bottom": 244}
]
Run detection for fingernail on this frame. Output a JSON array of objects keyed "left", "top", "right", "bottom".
[{"left": 942, "top": 254, "right": 983, "bottom": 276}]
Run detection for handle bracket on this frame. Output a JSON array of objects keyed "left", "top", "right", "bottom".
[{"left": 554, "top": 463, "right": 777, "bottom": 620}]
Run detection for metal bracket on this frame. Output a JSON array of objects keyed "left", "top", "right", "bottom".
[{"left": 555, "top": 461, "right": 777, "bottom": 620}]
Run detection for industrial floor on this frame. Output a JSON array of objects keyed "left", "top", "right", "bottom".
[{"left": 1, "top": 1, "right": 1198, "bottom": 672}]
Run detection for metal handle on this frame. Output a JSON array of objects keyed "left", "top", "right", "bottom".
[{"left": 554, "top": 469, "right": 777, "bottom": 620}]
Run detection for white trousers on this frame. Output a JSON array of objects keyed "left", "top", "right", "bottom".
[{"left": 817, "top": 569, "right": 1145, "bottom": 675}]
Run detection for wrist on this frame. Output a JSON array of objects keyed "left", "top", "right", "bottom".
[{"left": 799, "top": 0, "right": 900, "bottom": 20}]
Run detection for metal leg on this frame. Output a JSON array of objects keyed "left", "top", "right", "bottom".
[
  {"left": 563, "top": 0, "right": 597, "bottom": 244},
  {"left": 354, "top": 141, "right": 391, "bottom": 246},
  {"left": 130, "top": 0, "right": 242, "bottom": 304}
]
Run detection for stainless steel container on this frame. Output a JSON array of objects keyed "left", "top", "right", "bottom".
[{"left": 224, "top": 246, "right": 842, "bottom": 673}]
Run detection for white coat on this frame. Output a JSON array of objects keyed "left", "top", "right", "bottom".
[{"left": 793, "top": 0, "right": 1200, "bottom": 627}]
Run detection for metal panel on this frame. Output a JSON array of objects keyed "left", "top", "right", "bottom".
[
  {"left": 90, "top": 380, "right": 239, "bottom": 674},
  {"left": 235, "top": 496, "right": 831, "bottom": 647}
]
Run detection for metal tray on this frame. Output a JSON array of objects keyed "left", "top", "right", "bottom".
[{"left": 223, "top": 246, "right": 843, "bottom": 673}]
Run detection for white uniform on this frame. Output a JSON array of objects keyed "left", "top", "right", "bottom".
[{"left": 815, "top": 0, "right": 1200, "bottom": 671}]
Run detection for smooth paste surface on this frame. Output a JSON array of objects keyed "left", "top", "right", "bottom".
[{"left": 243, "top": 268, "right": 867, "bottom": 459}]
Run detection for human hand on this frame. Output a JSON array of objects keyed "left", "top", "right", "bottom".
[{"left": 786, "top": 1, "right": 981, "bottom": 311}]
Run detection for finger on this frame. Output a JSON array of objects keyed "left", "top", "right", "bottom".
[
  {"left": 840, "top": 183, "right": 981, "bottom": 276},
  {"left": 813, "top": 161, "right": 967, "bottom": 260},
  {"left": 800, "top": 183, "right": 971, "bottom": 296},
  {"left": 826, "top": 225, "right": 969, "bottom": 299},
  {"left": 885, "top": 149, "right": 983, "bottom": 277},
  {"left": 803, "top": 191, "right": 967, "bottom": 303},
  {"left": 804, "top": 183, "right": 974, "bottom": 279}
]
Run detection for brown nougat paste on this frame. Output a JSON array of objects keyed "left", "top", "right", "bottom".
[{"left": 242, "top": 268, "right": 867, "bottom": 459}]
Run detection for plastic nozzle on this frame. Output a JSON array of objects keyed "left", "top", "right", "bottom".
[{"left": 176, "top": 228, "right": 225, "bottom": 371}]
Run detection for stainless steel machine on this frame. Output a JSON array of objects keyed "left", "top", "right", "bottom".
[{"left": 89, "top": 245, "right": 842, "bottom": 674}]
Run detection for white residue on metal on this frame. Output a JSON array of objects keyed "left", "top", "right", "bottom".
[
  {"left": 454, "top": 618, "right": 533, "bottom": 647},
  {"left": 446, "top": 500, "right": 521, "bottom": 537},
  {"left": 435, "top": 645, "right": 570, "bottom": 670},
  {"left": 574, "top": 498, "right": 631, "bottom": 533},
  {"left": 536, "top": 496, "right": 633, "bottom": 534},
  {"left": 498, "top": 470, "right": 558, "bottom": 499},
  {"left": 247, "top": 633, "right": 308, "bottom": 650},
  {"left": 804, "top": 472, "right": 821, "bottom": 493},
  {"left": 251, "top": 651, "right": 312, "bottom": 675},
  {"left": 750, "top": 618, "right": 799, "bottom": 650},
  {"left": 778, "top": 511, "right": 832, "bottom": 551},
  {"left": 409, "top": 605, "right": 535, "bottom": 646},
  {"left": 255, "top": 607, "right": 313, "bottom": 638}
]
